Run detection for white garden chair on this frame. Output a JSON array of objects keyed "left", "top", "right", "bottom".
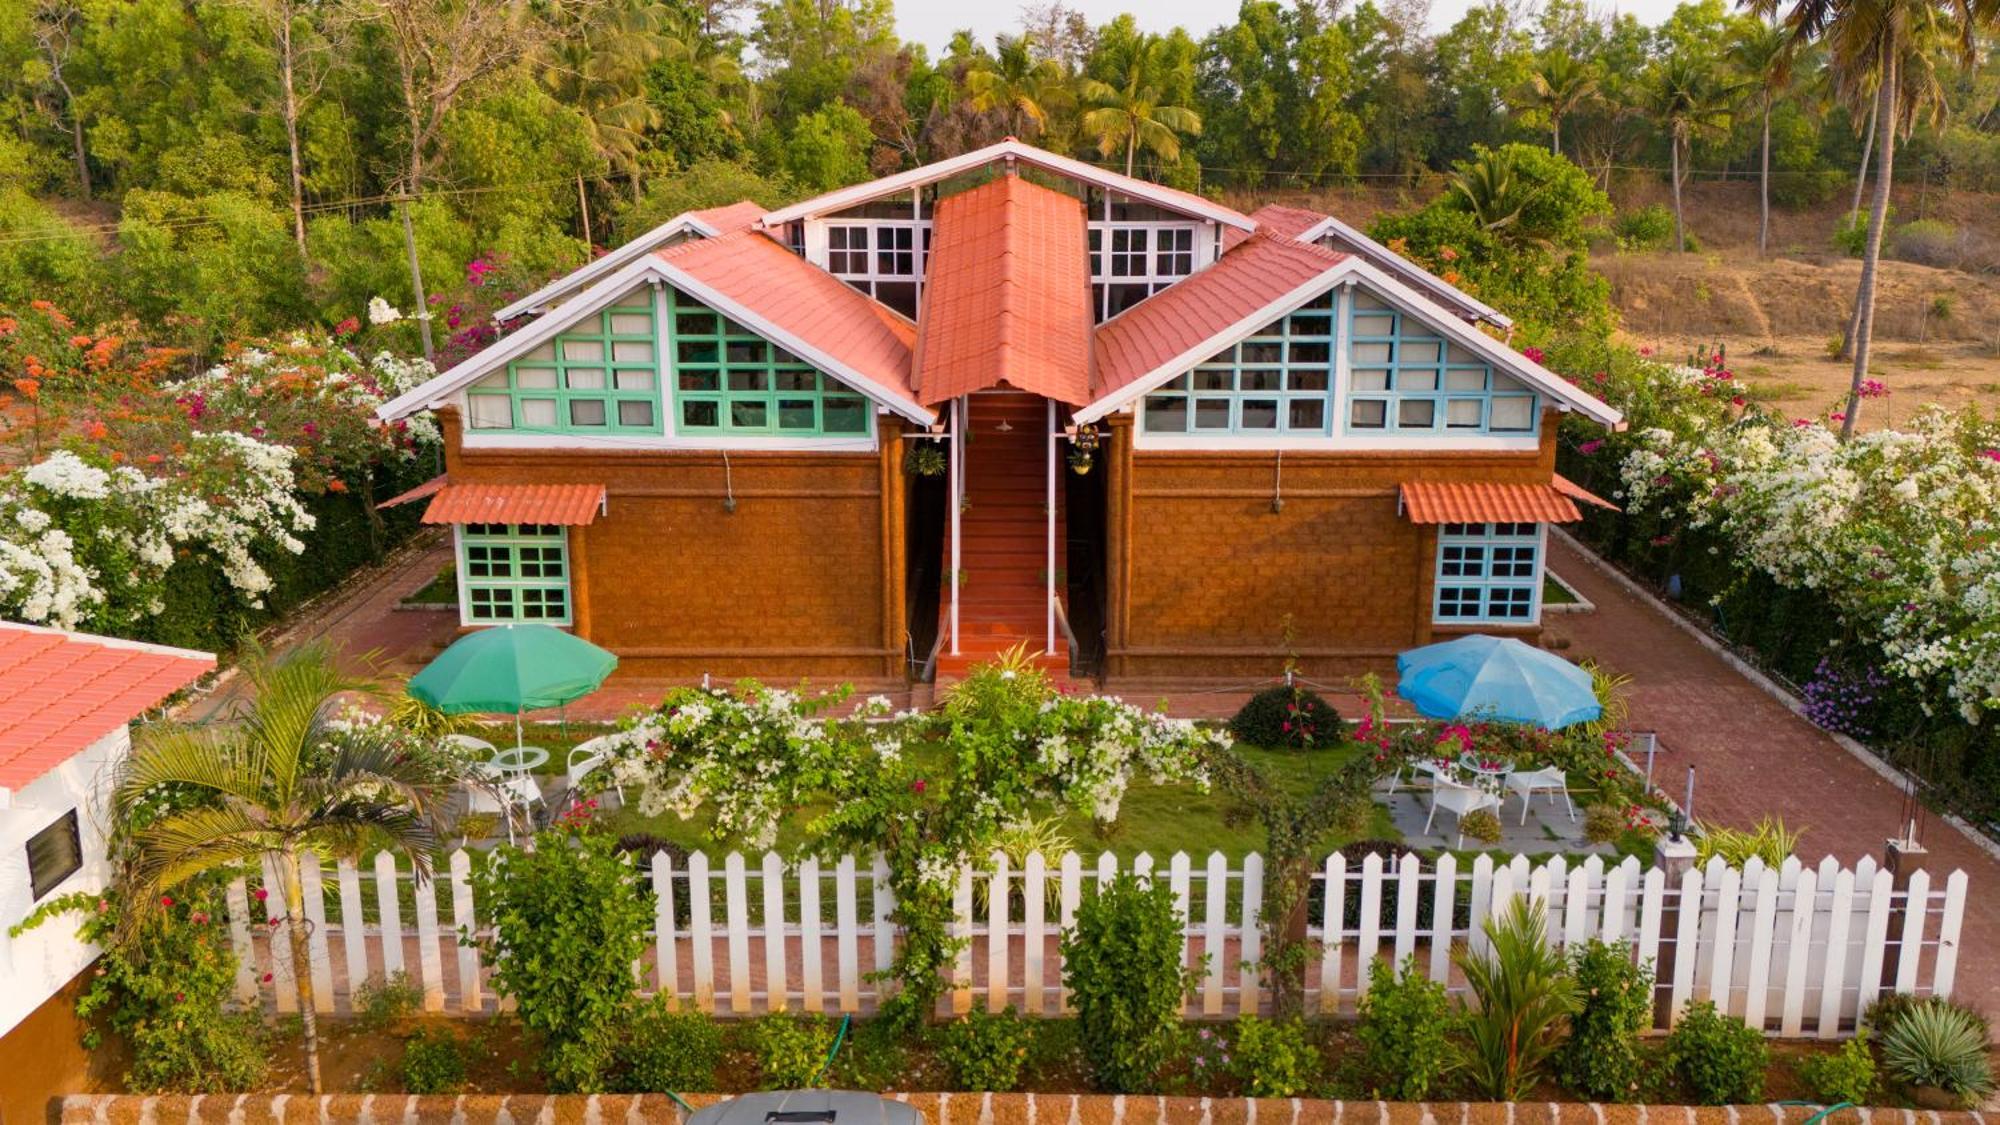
[
  {"left": 1387, "top": 756, "right": 1457, "bottom": 795},
  {"left": 565, "top": 735, "right": 623, "bottom": 808},
  {"left": 1423, "top": 778, "right": 1503, "bottom": 848},
  {"left": 465, "top": 761, "right": 543, "bottom": 843},
  {"left": 1504, "top": 767, "right": 1576, "bottom": 825}
]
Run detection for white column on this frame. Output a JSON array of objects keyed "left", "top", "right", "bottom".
[
  {"left": 949, "top": 397, "right": 963, "bottom": 656},
  {"left": 1046, "top": 398, "right": 1057, "bottom": 655}
]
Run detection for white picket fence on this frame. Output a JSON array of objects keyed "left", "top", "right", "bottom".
[{"left": 225, "top": 848, "right": 1965, "bottom": 1037}]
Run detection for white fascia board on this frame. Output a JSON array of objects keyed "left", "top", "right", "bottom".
[
  {"left": 1074, "top": 258, "right": 1622, "bottom": 429},
  {"left": 492, "top": 213, "right": 715, "bottom": 322},
  {"left": 761, "top": 139, "right": 1255, "bottom": 232},
  {"left": 1296, "top": 215, "right": 1514, "bottom": 329}
]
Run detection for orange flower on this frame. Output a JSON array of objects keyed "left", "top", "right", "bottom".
[
  {"left": 69, "top": 334, "right": 91, "bottom": 348},
  {"left": 12, "top": 378, "right": 39, "bottom": 399},
  {"left": 109, "top": 450, "right": 124, "bottom": 462},
  {"left": 86, "top": 421, "right": 109, "bottom": 440},
  {"left": 327, "top": 478, "right": 349, "bottom": 493},
  {"left": 0, "top": 318, "right": 17, "bottom": 335},
  {"left": 1439, "top": 246, "right": 1459, "bottom": 262}
]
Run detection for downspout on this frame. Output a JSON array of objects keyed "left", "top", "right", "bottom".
[
  {"left": 949, "top": 396, "right": 963, "bottom": 656},
  {"left": 1046, "top": 397, "right": 1057, "bottom": 654}
]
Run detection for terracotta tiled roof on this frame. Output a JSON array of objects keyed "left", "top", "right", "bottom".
[
  {"left": 379, "top": 474, "right": 446, "bottom": 509},
  {"left": 655, "top": 231, "right": 919, "bottom": 407},
  {"left": 1399, "top": 480, "right": 1583, "bottom": 524},
  {"left": 1227, "top": 203, "right": 1331, "bottom": 250},
  {"left": 1553, "top": 473, "right": 1620, "bottom": 512},
  {"left": 0, "top": 623, "right": 213, "bottom": 792},
  {"left": 914, "top": 174, "right": 1094, "bottom": 406},
  {"left": 423, "top": 483, "right": 605, "bottom": 526},
  {"left": 1093, "top": 231, "right": 1348, "bottom": 399},
  {"left": 690, "top": 200, "right": 766, "bottom": 235}
]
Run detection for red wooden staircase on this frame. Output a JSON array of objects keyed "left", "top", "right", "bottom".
[{"left": 936, "top": 392, "right": 1071, "bottom": 684}]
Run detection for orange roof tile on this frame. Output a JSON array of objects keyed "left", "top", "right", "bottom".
[
  {"left": 1227, "top": 203, "right": 1331, "bottom": 250},
  {"left": 1553, "top": 473, "right": 1620, "bottom": 512},
  {"left": 423, "top": 483, "right": 605, "bottom": 526},
  {"left": 379, "top": 474, "right": 446, "bottom": 509},
  {"left": 1399, "top": 480, "right": 1583, "bottom": 524},
  {"left": 656, "top": 231, "right": 919, "bottom": 408},
  {"left": 913, "top": 174, "right": 1094, "bottom": 406},
  {"left": 1093, "top": 231, "right": 1348, "bottom": 399},
  {"left": 690, "top": 200, "right": 766, "bottom": 235},
  {"left": 0, "top": 623, "right": 213, "bottom": 792}
]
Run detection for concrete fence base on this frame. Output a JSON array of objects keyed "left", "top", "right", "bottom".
[{"left": 56, "top": 1094, "right": 1986, "bottom": 1125}]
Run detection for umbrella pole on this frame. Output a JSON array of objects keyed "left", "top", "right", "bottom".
[{"left": 516, "top": 711, "right": 524, "bottom": 751}]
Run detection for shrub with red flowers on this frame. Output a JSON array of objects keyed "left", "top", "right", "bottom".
[{"left": 1228, "top": 683, "right": 1344, "bottom": 749}]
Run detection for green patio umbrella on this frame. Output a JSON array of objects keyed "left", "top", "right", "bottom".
[{"left": 407, "top": 623, "right": 617, "bottom": 747}]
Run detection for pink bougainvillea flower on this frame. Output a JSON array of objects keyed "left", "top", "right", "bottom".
[
  {"left": 912, "top": 779, "right": 927, "bottom": 794},
  {"left": 159, "top": 895, "right": 173, "bottom": 907},
  {"left": 253, "top": 888, "right": 269, "bottom": 901},
  {"left": 1578, "top": 439, "right": 1604, "bottom": 454},
  {"left": 1521, "top": 346, "right": 1546, "bottom": 364}
]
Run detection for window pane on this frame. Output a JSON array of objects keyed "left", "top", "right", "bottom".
[
  {"left": 679, "top": 370, "right": 719, "bottom": 392},
  {"left": 613, "top": 369, "right": 654, "bottom": 390},
  {"left": 1289, "top": 341, "right": 1330, "bottom": 365},
  {"left": 1239, "top": 400, "right": 1279, "bottom": 429},
  {"left": 1194, "top": 398, "right": 1232, "bottom": 429},
  {"left": 521, "top": 399, "right": 559, "bottom": 426},
  {"left": 774, "top": 371, "right": 817, "bottom": 392},
  {"left": 822, "top": 397, "right": 868, "bottom": 433},
  {"left": 611, "top": 341, "right": 653, "bottom": 363},
  {"left": 726, "top": 339, "right": 767, "bottom": 364},
  {"left": 610, "top": 312, "right": 652, "bottom": 335},
  {"left": 468, "top": 395, "right": 513, "bottom": 429},
  {"left": 777, "top": 398, "right": 816, "bottom": 429},
  {"left": 1446, "top": 398, "right": 1484, "bottom": 428},
  {"left": 1352, "top": 314, "right": 1395, "bottom": 336},
  {"left": 1290, "top": 369, "right": 1329, "bottom": 392},
  {"left": 728, "top": 371, "right": 768, "bottom": 392},
  {"left": 569, "top": 399, "right": 607, "bottom": 426},
  {"left": 678, "top": 340, "right": 718, "bottom": 364},
  {"left": 28, "top": 810, "right": 82, "bottom": 900},
  {"left": 677, "top": 313, "right": 718, "bottom": 335},
  {"left": 1143, "top": 395, "right": 1189, "bottom": 432},
  {"left": 1242, "top": 342, "right": 1283, "bottom": 364},
  {"left": 617, "top": 400, "right": 654, "bottom": 427},
  {"left": 1239, "top": 370, "right": 1281, "bottom": 392},
  {"left": 516, "top": 366, "right": 559, "bottom": 389},
  {"left": 1349, "top": 399, "right": 1387, "bottom": 429},
  {"left": 1398, "top": 368, "right": 1440, "bottom": 392},
  {"left": 1400, "top": 340, "right": 1441, "bottom": 364},
  {"left": 565, "top": 367, "right": 605, "bottom": 390},
  {"left": 731, "top": 400, "right": 768, "bottom": 428},
  {"left": 562, "top": 339, "right": 604, "bottom": 362},
  {"left": 1397, "top": 399, "right": 1436, "bottom": 428},
  {"left": 1194, "top": 370, "right": 1233, "bottom": 392},
  {"left": 682, "top": 400, "right": 719, "bottom": 428},
  {"left": 1490, "top": 395, "right": 1536, "bottom": 431},
  {"left": 1445, "top": 368, "right": 1488, "bottom": 391},
  {"left": 1352, "top": 369, "right": 1391, "bottom": 392}
]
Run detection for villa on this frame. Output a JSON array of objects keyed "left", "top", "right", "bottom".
[{"left": 376, "top": 139, "right": 1623, "bottom": 687}]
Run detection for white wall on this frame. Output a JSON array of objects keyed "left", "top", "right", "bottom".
[{"left": 0, "top": 725, "right": 126, "bottom": 1038}]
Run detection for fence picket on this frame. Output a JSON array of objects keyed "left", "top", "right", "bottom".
[
  {"left": 724, "top": 853, "right": 752, "bottom": 1014},
  {"left": 1429, "top": 854, "right": 1457, "bottom": 985},
  {"left": 1561, "top": 862, "right": 1591, "bottom": 947},
  {"left": 1635, "top": 866, "right": 1665, "bottom": 970},
  {"left": 1601, "top": 862, "right": 1630, "bottom": 943},
  {"left": 1934, "top": 870, "right": 1968, "bottom": 1000},
  {"left": 1169, "top": 852, "right": 1192, "bottom": 931},
  {"left": 871, "top": 853, "right": 895, "bottom": 987},
  {"left": 1468, "top": 855, "right": 1495, "bottom": 959},
  {"left": 449, "top": 850, "right": 481, "bottom": 1012},
  {"left": 412, "top": 864, "right": 444, "bottom": 1012},
  {"left": 1319, "top": 853, "right": 1345, "bottom": 1015},
  {"left": 1780, "top": 867, "right": 1817, "bottom": 1037},
  {"left": 800, "top": 857, "right": 823, "bottom": 1014},
  {"left": 1743, "top": 862, "right": 1779, "bottom": 1030},
  {"left": 654, "top": 851, "right": 679, "bottom": 1009},
  {"left": 1356, "top": 852, "right": 1383, "bottom": 990},
  {"left": 1855, "top": 866, "right": 1892, "bottom": 1018},
  {"left": 689, "top": 851, "right": 715, "bottom": 1012},
  {"left": 300, "top": 856, "right": 335, "bottom": 1013},
  {"left": 952, "top": 865, "right": 974, "bottom": 1016},
  {"left": 374, "top": 852, "right": 404, "bottom": 979},
  {"left": 225, "top": 878, "right": 258, "bottom": 1004},
  {"left": 762, "top": 852, "right": 788, "bottom": 1013},
  {"left": 1202, "top": 851, "right": 1228, "bottom": 1015},
  {"left": 835, "top": 855, "right": 860, "bottom": 1012},
  {"left": 987, "top": 852, "right": 1009, "bottom": 1014},
  {"left": 1817, "top": 869, "right": 1854, "bottom": 1038},
  {"left": 1392, "top": 853, "right": 1420, "bottom": 970},
  {"left": 336, "top": 859, "right": 368, "bottom": 1008},
  {"left": 1239, "top": 853, "right": 1263, "bottom": 1014},
  {"left": 260, "top": 856, "right": 297, "bottom": 1013},
  {"left": 1707, "top": 861, "right": 1742, "bottom": 1010},
  {"left": 1023, "top": 851, "right": 1047, "bottom": 1016},
  {"left": 1058, "top": 852, "right": 1082, "bottom": 1015},
  {"left": 1894, "top": 870, "right": 1930, "bottom": 995},
  {"left": 1669, "top": 866, "right": 1703, "bottom": 1021}
]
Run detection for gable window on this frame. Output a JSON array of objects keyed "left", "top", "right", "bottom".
[
  {"left": 468, "top": 291, "right": 661, "bottom": 434},
  {"left": 1090, "top": 223, "right": 1200, "bottom": 320},
  {"left": 28, "top": 809, "right": 83, "bottom": 900},
  {"left": 1344, "top": 292, "right": 1537, "bottom": 435},
  {"left": 1434, "top": 522, "right": 1542, "bottom": 624},
  {"left": 460, "top": 523, "right": 571, "bottom": 624},
  {"left": 823, "top": 220, "right": 928, "bottom": 317},
  {"left": 668, "top": 290, "right": 873, "bottom": 437},
  {"left": 1141, "top": 293, "right": 1336, "bottom": 434}
]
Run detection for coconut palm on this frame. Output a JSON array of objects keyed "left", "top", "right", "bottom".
[
  {"left": 115, "top": 640, "right": 458, "bottom": 1095},
  {"left": 1747, "top": 0, "right": 1995, "bottom": 435},
  {"left": 540, "top": 0, "right": 669, "bottom": 237},
  {"left": 1644, "top": 55, "right": 1744, "bottom": 253},
  {"left": 1079, "top": 44, "right": 1202, "bottom": 178},
  {"left": 1516, "top": 52, "right": 1601, "bottom": 155},
  {"left": 1447, "top": 146, "right": 1550, "bottom": 249},
  {"left": 966, "top": 34, "right": 1064, "bottom": 139},
  {"left": 1730, "top": 20, "right": 1797, "bottom": 254}
]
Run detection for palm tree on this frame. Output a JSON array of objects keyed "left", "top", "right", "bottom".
[
  {"left": 1730, "top": 20, "right": 1796, "bottom": 255},
  {"left": 1448, "top": 146, "right": 1551, "bottom": 249},
  {"left": 966, "top": 34, "right": 1063, "bottom": 139},
  {"left": 1749, "top": 0, "right": 1994, "bottom": 435},
  {"left": 1078, "top": 43, "right": 1202, "bottom": 178},
  {"left": 115, "top": 641, "right": 457, "bottom": 1094},
  {"left": 540, "top": 0, "right": 669, "bottom": 238},
  {"left": 1517, "top": 52, "right": 1601, "bottom": 155},
  {"left": 1644, "top": 55, "right": 1743, "bottom": 253}
]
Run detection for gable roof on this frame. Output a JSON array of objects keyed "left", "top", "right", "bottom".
[
  {"left": 0, "top": 623, "right": 213, "bottom": 794},
  {"left": 377, "top": 230, "right": 933, "bottom": 427},
  {"left": 760, "top": 138, "right": 1254, "bottom": 232},
  {"left": 493, "top": 199, "right": 766, "bottom": 322},
  {"left": 914, "top": 174, "right": 1094, "bottom": 406},
  {"left": 1231, "top": 204, "right": 1513, "bottom": 330}
]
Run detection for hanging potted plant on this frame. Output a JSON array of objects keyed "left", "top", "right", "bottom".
[
  {"left": 903, "top": 441, "right": 947, "bottom": 477},
  {"left": 1067, "top": 425, "right": 1101, "bottom": 476}
]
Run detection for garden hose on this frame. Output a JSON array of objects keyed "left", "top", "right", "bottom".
[
  {"left": 814, "top": 1013, "right": 853, "bottom": 1085},
  {"left": 1776, "top": 1100, "right": 1856, "bottom": 1125},
  {"left": 664, "top": 1091, "right": 696, "bottom": 1113}
]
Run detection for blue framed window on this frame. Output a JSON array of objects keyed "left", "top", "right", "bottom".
[
  {"left": 1141, "top": 292, "right": 1337, "bottom": 434},
  {"left": 1434, "top": 522, "right": 1542, "bottom": 623},
  {"left": 460, "top": 523, "right": 571, "bottom": 624},
  {"left": 467, "top": 289, "right": 662, "bottom": 434},
  {"left": 1345, "top": 292, "right": 1538, "bottom": 435}
]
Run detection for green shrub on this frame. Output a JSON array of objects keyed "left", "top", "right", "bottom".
[
  {"left": 353, "top": 971, "right": 423, "bottom": 1032},
  {"left": 614, "top": 998, "right": 724, "bottom": 1093},
  {"left": 1799, "top": 1031, "right": 1877, "bottom": 1105},
  {"left": 1664, "top": 1000, "right": 1767, "bottom": 1104},
  {"left": 1459, "top": 808, "right": 1504, "bottom": 845},
  {"left": 1557, "top": 939, "right": 1653, "bottom": 1102},
  {"left": 1232, "top": 1017, "right": 1320, "bottom": 1097},
  {"left": 935, "top": 1005, "right": 1035, "bottom": 1092},
  {"left": 1694, "top": 817, "right": 1801, "bottom": 869},
  {"left": 1229, "top": 684, "right": 1342, "bottom": 749},
  {"left": 1355, "top": 955, "right": 1451, "bottom": 1099},
  {"left": 1062, "top": 873, "right": 1199, "bottom": 1092},
  {"left": 400, "top": 1027, "right": 469, "bottom": 1094},
  {"left": 1454, "top": 900, "right": 1578, "bottom": 1101},
  {"left": 1879, "top": 999, "right": 1995, "bottom": 1106},
  {"left": 1834, "top": 207, "right": 1895, "bottom": 257},
  {"left": 827, "top": 1016, "right": 910, "bottom": 1091},
  {"left": 1613, "top": 205, "right": 1675, "bottom": 252},
  {"left": 1583, "top": 805, "right": 1624, "bottom": 845},
  {"left": 751, "top": 1012, "right": 836, "bottom": 1089},
  {"left": 1890, "top": 220, "right": 1961, "bottom": 268}
]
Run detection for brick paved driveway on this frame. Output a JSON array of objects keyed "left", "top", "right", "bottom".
[{"left": 1545, "top": 535, "right": 2000, "bottom": 1017}]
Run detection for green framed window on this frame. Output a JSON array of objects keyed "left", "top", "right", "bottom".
[
  {"left": 1434, "top": 522, "right": 1541, "bottom": 623},
  {"left": 459, "top": 523, "right": 572, "bottom": 624},
  {"left": 667, "top": 289, "right": 872, "bottom": 436},
  {"left": 467, "top": 289, "right": 662, "bottom": 434},
  {"left": 1345, "top": 292, "right": 1538, "bottom": 435},
  {"left": 1141, "top": 292, "right": 1336, "bottom": 434}
]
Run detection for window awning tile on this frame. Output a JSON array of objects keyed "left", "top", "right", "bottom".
[
  {"left": 1399, "top": 480, "right": 1582, "bottom": 524},
  {"left": 379, "top": 474, "right": 447, "bottom": 509},
  {"left": 422, "top": 483, "right": 606, "bottom": 526}
]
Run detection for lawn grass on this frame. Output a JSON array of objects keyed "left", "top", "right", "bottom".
[
  {"left": 1542, "top": 574, "right": 1578, "bottom": 606},
  {"left": 403, "top": 563, "right": 458, "bottom": 605}
]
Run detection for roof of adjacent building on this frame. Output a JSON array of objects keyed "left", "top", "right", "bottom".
[
  {"left": 0, "top": 623, "right": 214, "bottom": 793},
  {"left": 1399, "top": 480, "right": 1584, "bottom": 524},
  {"left": 422, "top": 482, "right": 606, "bottom": 525},
  {"left": 914, "top": 174, "right": 1094, "bottom": 406},
  {"left": 1094, "top": 231, "right": 1350, "bottom": 400},
  {"left": 493, "top": 198, "right": 768, "bottom": 322},
  {"left": 689, "top": 200, "right": 766, "bottom": 235},
  {"left": 1228, "top": 203, "right": 1328, "bottom": 246},
  {"left": 1234, "top": 204, "right": 1513, "bottom": 330},
  {"left": 1552, "top": 473, "right": 1620, "bottom": 512}
]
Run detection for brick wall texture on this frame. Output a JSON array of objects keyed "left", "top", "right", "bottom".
[{"left": 57, "top": 1093, "right": 1980, "bottom": 1125}]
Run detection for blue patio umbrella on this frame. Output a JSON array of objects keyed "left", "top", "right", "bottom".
[
  {"left": 1395, "top": 634, "right": 1601, "bottom": 729},
  {"left": 407, "top": 623, "right": 617, "bottom": 747}
]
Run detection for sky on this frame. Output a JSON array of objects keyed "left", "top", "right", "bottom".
[{"left": 889, "top": 0, "right": 1685, "bottom": 54}]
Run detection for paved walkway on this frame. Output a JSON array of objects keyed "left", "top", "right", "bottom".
[{"left": 1543, "top": 535, "right": 2000, "bottom": 1017}]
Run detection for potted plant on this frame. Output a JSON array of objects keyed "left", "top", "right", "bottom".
[
  {"left": 1067, "top": 426, "right": 1102, "bottom": 475},
  {"left": 903, "top": 442, "right": 946, "bottom": 477}
]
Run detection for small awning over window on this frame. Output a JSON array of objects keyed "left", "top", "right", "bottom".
[
  {"left": 421, "top": 483, "right": 606, "bottom": 526},
  {"left": 1399, "top": 480, "right": 1582, "bottom": 524},
  {"left": 378, "top": 474, "right": 447, "bottom": 509}
]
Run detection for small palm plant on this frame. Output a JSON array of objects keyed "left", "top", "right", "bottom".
[
  {"left": 1453, "top": 898, "right": 1579, "bottom": 1100},
  {"left": 116, "top": 640, "right": 460, "bottom": 1094},
  {"left": 1881, "top": 999, "right": 1996, "bottom": 1106}
]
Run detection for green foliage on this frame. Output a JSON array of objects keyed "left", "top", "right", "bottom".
[
  {"left": 1229, "top": 684, "right": 1343, "bottom": 749},
  {"left": 1879, "top": 999, "right": 1995, "bottom": 1106},
  {"left": 1557, "top": 940, "right": 1653, "bottom": 1102},
  {"left": 1231, "top": 1017, "right": 1320, "bottom": 1098},
  {"left": 1834, "top": 207, "right": 1895, "bottom": 257},
  {"left": 1613, "top": 205, "right": 1676, "bottom": 251},
  {"left": 1694, "top": 817, "right": 1801, "bottom": 869},
  {"left": 1889, "top": 220, "right": 1961, "bottom": 268},
  {"left": 1459, "top": 808, "right": 1504, "bottom": 845},
  {"left": 353, "top": 972, "right": 423, "bottom": 1033},
  {"left": 400, "top": 1027, "right": 469, "bottom": 1094},
  {"left": 1664, "top": 999, "right": 1767, "bottom": 1104},
  {"left": 614, "top": 158, "right": 797, "bottom": 244},
  {"left": 935, "top": 1005, "right": 1035, "bottom": 1092},
  {"left": 1062, "top": 873, "right": 1199, "bottom": 1092},
  {"left": 1583, "top": 804, "right": 1624, "bottom": 844},
  {"left": 782, "top": 102, "right": 875, "bottom": 192},
  {"left": 1452, "top": 899, "right": 1578, "bottom": 1101},
  {"left": 613, "top": 998, "right": 724, "bottom": 1093},
  {"left": 468, "top": 826, "right": 653, "bottom": 1092},
  {"left": 1355, "top": 955, "right": 1451, "bottom": 1099},
  {"left": 750, "top": 1012, "right": 837, "bottom": 1089},
  {"left": 1799, "top": 1031, "right": 1877, "bottom": 1106}
]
